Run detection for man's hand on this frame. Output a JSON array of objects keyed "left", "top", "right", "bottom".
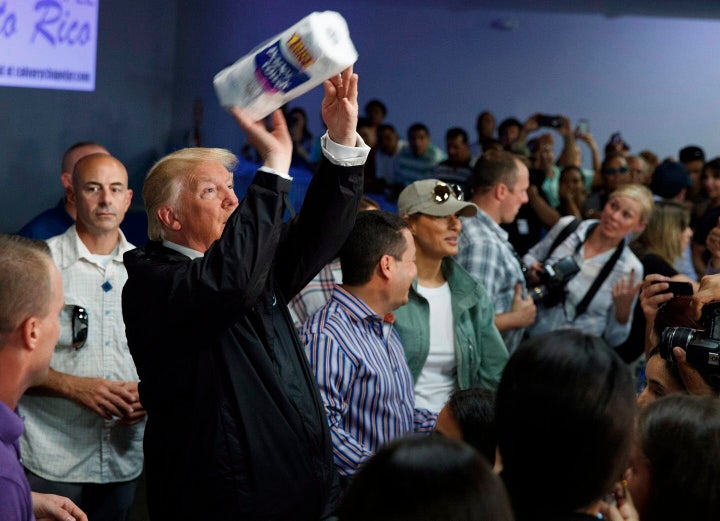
[
  {"left": 321, "top": 65, "right": 359, "bottom": 146},
  {"left": 32, "top": 492, "right": 88, "bottom": 521},
  {"left": 598, "top": 481, "right": 639, "bottom": 521},
  {"left": 692, "top": 274, "right": 720, "bottom": 319},
  {"left": 230, "top": 107, "right": 293, "bottom": 173},
  {"left": 67, "top": 375, "right": 139, "bottom": 420},
  {"left": 575, "top": 129, "right": 597, "bottom": 146},
  {"left": 557, "top": 115, "right": 573, "bottom": 138},
  {"left": 510, "top": 283, "right": 537, "bottom": 327},
  {"left": 612, "top": 269, "right": 641, "bottom": 324},
  {"left": 672, "top": 347, "right": 716, "bottom": 396},
  {"left": 639, "top": 274, "right": 674, "bottom": 324},
  {"left": 523, "top": 113, "right": 540, "bottom": 134},
  {"left": 116, "top": 381, "right": 147, "bottom": 425}
]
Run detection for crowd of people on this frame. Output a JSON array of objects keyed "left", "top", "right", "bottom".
[{"left": 3, "top": 65, "right": 720, "bottom": 521}]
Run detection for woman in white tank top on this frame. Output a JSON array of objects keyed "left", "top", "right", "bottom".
[{"left": 393, "top": 179, "right": 509, "bottom": 412}]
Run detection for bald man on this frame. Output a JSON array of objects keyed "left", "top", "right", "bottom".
[
  {"left": 18, "top": 142, "right": 110, "bottom": 239},
  {"left": 19, "top": 154, "right": 145, "bottom": 521}
]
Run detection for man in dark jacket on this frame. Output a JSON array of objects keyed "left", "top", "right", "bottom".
[{"left": 121, "top": 66, "right": 367, "bottom": 520}]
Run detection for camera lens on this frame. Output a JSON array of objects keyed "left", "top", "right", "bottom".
[{"left": 658, "top": 327, "right": 694, "bottom": 361}]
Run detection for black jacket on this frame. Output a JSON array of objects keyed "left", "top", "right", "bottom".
[{"left": 122, "top": 158, "right": 363, "bottom": 520}]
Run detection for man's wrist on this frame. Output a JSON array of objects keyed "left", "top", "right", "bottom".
[{"left": 321, "top": 132, "right": 370, "bottom": 167}]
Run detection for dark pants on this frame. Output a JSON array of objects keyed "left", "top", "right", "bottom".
[{"left": 25, "top": 469, "right": 137, "bottom": 521}]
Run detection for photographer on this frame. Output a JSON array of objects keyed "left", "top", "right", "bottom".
[
  {"left": 523, "top": 184, "right": 653, "bottom": 347},
  {"left": 641, "top": 274, "right": 720, "bottom": 398}
]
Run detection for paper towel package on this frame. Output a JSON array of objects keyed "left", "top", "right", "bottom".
[{"left": 213, "top": 11, "right": 358, "bottom": 121}]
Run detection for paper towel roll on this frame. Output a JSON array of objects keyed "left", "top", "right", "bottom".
[{"left": 214, "top": 11, "right": 358, "bottom": 121}]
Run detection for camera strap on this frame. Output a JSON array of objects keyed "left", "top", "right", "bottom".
[
  {"left": 546, "top": 218, "right": 580, "bottom": 259},
  {"left": 573, "top": 223, "right": 625, "bottom": 320}
]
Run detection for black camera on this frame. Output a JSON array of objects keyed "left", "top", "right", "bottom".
[
  {"left": 527, "top": 256, "right": 580, "bottom": 307},
  {"left": 659, "top": 302, "right": 720, "bottom": 376},
  {"left": 537, "top": 114, "right": 562, "bottom": 129}
]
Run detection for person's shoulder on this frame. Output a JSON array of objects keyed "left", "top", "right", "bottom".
[
  {"left": 304, "top": 296, "right": 346, "bottom": 335},
  {"left": 697, "top": 205, "right": 720, "bottom": 232},
  {"left": 557, "top": 215, "right": 579, "bottom": 227},
  {"left": 640, "top": 252, "right": 676, "bottom": 277},
  {"left": 45, "top": 229, "right": 67, "bottom": 249},
  {"left": 622, "top": 245, "right": 644, "bottom": 270},
  {"left": 123, "top": 242, "right": 188, "bottom": 279},
  {"left": 445, "top": 257, "right": 487, "bottom": 299},
  {"left": 460, "top": 212, "right": 489, "bottom": 233},
  {"left": 18, "top": 205, "right": 72, "bottom": 240}
]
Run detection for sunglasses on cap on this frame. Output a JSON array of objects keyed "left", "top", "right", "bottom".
[
  {"left": 432, "top": 181, "right": 464, "bottom": 203},
  {"left": 603, "top": 167, "right": 628, "bottom": 176},
  {"left": 67, "top": 305, "right": 88, "bottom": 350}
]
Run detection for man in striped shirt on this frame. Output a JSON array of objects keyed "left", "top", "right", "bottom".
[{"left": 302, "top": 211, "right": 437, "bottom": 480}]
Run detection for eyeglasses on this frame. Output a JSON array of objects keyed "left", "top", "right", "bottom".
[
  {"left": 603, "top": 167, "right": 629, "bottom": 176},
  {"left": 67, "top": 305, "right": 88, "bottom": 350},
  {"left": 432, "top": 181, "right": 464, "bottom": 203}
]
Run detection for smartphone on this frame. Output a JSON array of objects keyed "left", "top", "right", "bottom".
[
  {"left": 654, "top": 281, "right": 694, "bottom": 296},
  {"left": 576, "top": 118, "right": 589, "bottom": 135},
  {"left": 537, "top": 114, "right": 562, "bottom": 128}
]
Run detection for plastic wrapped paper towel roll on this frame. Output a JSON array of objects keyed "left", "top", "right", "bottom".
[{"left": 214, "top": 11, "right": 358, "bottom": 121}]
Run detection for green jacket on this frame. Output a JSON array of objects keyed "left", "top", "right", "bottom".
[{"left": 394, "top": 257, "right": 509, "bottom": 390}]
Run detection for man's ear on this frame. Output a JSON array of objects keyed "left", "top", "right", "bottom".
[
  {"left": 20, "top": 316, "right": 40, "bottom": 353},
  {"left": 157, "top": 206, "right": 182, "bottom": 232},
  {"left": 60, "top": 172, "right": 72, "bottom": 190},
  {"left": 495, "top": 182, "right": 508, "bottom": 201},
  {"left": 378, "top": 254, "right": 393, "bottom": 280},
  {"left": 66, "top": 184, "right": 77, "bottom": 205}
]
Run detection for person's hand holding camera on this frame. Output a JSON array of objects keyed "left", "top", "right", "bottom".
[
  {"left": 671, "top": 347, "right": 715, "bottom": 397},
  {"left": 599, "top": 481, "right": 639, "bottom": 521},
  {"left": 523, "top": 113, "right": 540, "bottom": 134},
  {"left": 640, "top": 274, "right": 675, "bottom": 324},
  {"left": 692, "top": 273, "right": 720, "bottom": 320},
  {"left": 510, "top": 283, "right": 537, "bottom": 327},
  {"left": 557, "top": 115, "right": 572, "bottom": 139}
]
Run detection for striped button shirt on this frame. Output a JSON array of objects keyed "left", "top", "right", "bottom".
[
  {"left": 288, "top": 259, "right": 342, "bottom": 333},
  {"left": 302, "top": 286, "right": 436, "bottom": 477}
]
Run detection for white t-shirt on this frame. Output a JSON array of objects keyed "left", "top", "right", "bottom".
[{"left": 413, "top": 282, "right": 456, "bottom": 412}]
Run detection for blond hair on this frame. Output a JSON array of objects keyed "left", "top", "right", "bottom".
[
  {"left": 608, "top": 183, "right": 654, "bottom": 224},
  {"left": 143, "top": 148, "right": 238, "bottom": 240},
  {"left": 632, "top": 201, "right": 689, "bottom": 264}
]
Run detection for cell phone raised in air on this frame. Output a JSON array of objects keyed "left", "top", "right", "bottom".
[
  {"left": 537, "top": 114, "right": 562, "bottom": 128},
  {"left": 655, "top": 280, "right": 694, "bottom": 296},
  {"left": 576, "top": 119, "right": 589, "bottom": 135}
]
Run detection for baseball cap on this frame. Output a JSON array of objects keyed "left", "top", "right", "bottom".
[
  {"left": 679, "top": 146, "right": 705, "bottom": 164},
  {"left": 650, "top": 160, "right": 692, "bottom": 200},
  {"left": 397, "top": 179, "right": 478, "bottom": 217}
]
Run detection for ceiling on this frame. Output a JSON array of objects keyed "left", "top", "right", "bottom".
[{"left": 363, "top": 0, "right": 720, "bottom": 20}]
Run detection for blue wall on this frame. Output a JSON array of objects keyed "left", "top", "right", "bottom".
[
  {"left": 2, "top": 0, "right": 719, "bottom": 233},
  {"left": 174, "top": 0, "right": 720, "bottom": 160},
  {"left": 0, "top": 1, "right": 178, "bottom": 233}
]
